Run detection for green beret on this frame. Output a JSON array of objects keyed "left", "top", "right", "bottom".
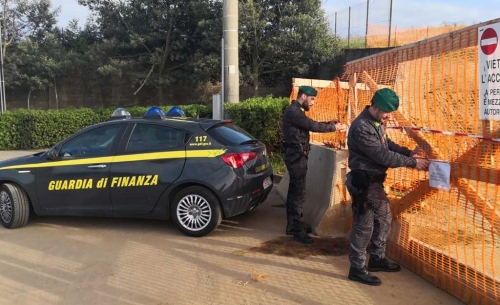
[
  {"left": 299, "top": 85, "right": 318, "bottom": 97},
  {"left": 372, "top": 88, "right": 399, "bottom": 112}
]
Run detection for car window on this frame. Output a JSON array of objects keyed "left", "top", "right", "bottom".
[
  {"left": 59, "top": 124, "right": 122, "bottom": 158},
  {"left": 206, "top": 123, "right": 255, "bottom": 145},
  {"left": 126, "top": 124, "right": 186, "bottom": 153}
]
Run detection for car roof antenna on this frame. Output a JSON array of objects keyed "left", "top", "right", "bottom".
[
  {"left": 196, "top": 85, "right": 209, "bottom": 119},
  {"left": 196, "top": 102, "right": 202, "bottom": 119}
]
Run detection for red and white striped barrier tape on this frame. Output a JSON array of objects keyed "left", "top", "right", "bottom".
[{"left": 383, "top": 126, "right": 500, "bottom": 142}]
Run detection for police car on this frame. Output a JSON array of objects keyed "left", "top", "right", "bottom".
[{"left": 0, "top": 107, "right": 274, "bottom": 237}]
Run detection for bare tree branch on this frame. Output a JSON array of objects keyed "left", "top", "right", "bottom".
[
  {"left": 134, "top": 63, "right": 156, "bottom": 95},
  {"left": 164, "top": 59, "right": 191, "bottom": 72},
  {"left": 117, "top": 9, "right": 152, "bottom": 55}
]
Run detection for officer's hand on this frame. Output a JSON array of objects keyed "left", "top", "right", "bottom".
[
  {"left": 411, "top": 146, "right": 424, "bottom": 157},
  {"left": 335, "top": 123, "right": 348, "bottom": 132},
  {"left": 414, "top": 158, "right": 430, "bottom": 170}
]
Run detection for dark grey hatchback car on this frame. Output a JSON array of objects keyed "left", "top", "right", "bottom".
[{"left": 0, "top": 108, "right": 274, "bottom": 237}]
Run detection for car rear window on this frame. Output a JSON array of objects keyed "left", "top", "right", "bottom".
[{"left": 207, "top": 123, "right": 256, "bottom": 145}]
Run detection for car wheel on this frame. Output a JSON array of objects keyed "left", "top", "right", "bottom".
[
  {"left": 0, "top": 183, "right": 30, "bottom": 229},
  {"left": 171, "top": 186, "right": 222, "bottom": 237}
]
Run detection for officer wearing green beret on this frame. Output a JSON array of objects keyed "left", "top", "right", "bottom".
[
  {"left": 282, "top": 85, "right": 347, "bottom": 244},
  {"left": 345, "top": 88, "right": 429, "bottom": 285}
]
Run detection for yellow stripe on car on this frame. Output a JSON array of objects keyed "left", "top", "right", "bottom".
[
  {"left": 164, "top": 118, "right": 195, "bottom": 123},
  {"left": 0, "top": 149, "right": 226, "bottom": 170}
]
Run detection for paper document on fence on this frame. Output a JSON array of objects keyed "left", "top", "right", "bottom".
[{"left": 428, "top": 161, "right": 451, "bottom": 191}]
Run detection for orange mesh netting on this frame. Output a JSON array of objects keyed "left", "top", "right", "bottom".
[
  {"left": 366, "top": 24, "right": 468, "bottom": 48},
  {"left": 291, "top": 20, "right": 500, "bottom": 305},
  {"left": 289, "top": 78, "right": 351, "bottom": 149}
]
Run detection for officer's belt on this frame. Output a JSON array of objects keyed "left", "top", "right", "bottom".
[
  {"left": 370, "top": 173, "right": 387, "bottom": 183},
  {"left": 284, "top": 142, "right": 310, "bottom": 150},
  {"left": 351, "top": 170, "right": 386, "bottom": 183}
]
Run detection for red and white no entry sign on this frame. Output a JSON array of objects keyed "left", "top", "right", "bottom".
[
  {"left": 479, "top": 22, "right": 500, "bottom": 121},
  {"left": 481, "top": 27, "right": 498, "bottom": 55}
]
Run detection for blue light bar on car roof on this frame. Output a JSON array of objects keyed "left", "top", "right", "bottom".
[
  {"left": 166, "top": 106, "right": 186, "bottom": 117},
  {"left": 144, "top": 106, "right": 166, "bottom": 120}
]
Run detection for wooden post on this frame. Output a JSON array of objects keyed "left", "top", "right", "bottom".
[
  {"left": 482, "top": 120, "right": 494, "bottom": 166},
  {"left": 348, "top": 72, "right": 358, "bottom": 119}
]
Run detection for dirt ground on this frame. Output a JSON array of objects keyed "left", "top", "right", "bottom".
[{"left": 0, "top": 151, "right": 464, "bottom": 305}]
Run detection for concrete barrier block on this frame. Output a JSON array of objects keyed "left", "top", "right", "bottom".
[{"left": 276, "top": 142, "right": 352, "bottom": 237}]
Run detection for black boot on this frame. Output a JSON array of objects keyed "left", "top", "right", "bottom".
[
  {"left": 293, "top": 229, "right": 313, "bottom": 244},
  {"left": 348, "top": 266, "right": 381, "bottom": 286},
  {"left": 367, "top": 256, "right": 401, "bottom": 272},
  {"left": 287, "top": 224, "right": 310, "bottom": 235},
  {"left": 285, "top": 216, "right": 296, "bottom": 235}
]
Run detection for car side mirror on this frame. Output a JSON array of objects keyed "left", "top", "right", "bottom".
[{"left": 47, "top": 147, "right": 58, "bottom": 160}]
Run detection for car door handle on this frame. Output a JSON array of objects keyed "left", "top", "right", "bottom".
[{"left": 88, "top": 164, "right": 106, "bottom": 169}]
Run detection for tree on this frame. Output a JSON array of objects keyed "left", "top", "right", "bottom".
[
  {"left": 1, "top": 0, "right": 27, "bottom": 57},
  {"left": 12, "top": 39, "right": 50, "bottom": 108},
  {"left": 79, "top": 0, "right": 219, "bottom": 104},
  {"left": 18, "top": 0, "right": 60, "bottom": 42},
  {"left": 239, "top": 0, "right": 340, "bottom": 96},
  {"left": 3, "top": 0, "right": 65, "bottom": 108}
]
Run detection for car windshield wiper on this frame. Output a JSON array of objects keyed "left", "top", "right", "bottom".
[{"left": 239, "top": 139, "right": 258, "bottom": 145}]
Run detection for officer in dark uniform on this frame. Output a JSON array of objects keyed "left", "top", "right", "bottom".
[
  {"left": 345, "top": 88, "right": 429, "bottom": 285},
  {"left": 282, "top": 85, "right": 346, "bottom": 244}
]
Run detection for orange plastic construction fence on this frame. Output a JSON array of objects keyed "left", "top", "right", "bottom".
[
  {"left": 289, "top": 78, "right": 350, "bottom": 149},
  {"left": 291, "top": 19, "right": 500, "bottom": 305}
]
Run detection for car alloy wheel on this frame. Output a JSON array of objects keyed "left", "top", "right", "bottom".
[
  {"left": 176, "top": 194, "right": 212, "bottom": 232},
  {"left": 0, "top": 190, "right": 12, "bottom": 224}
]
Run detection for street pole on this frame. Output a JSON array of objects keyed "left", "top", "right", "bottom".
[
  {"left": 348, "top": 6, "right": 351, "bottom": 48},
  {"left": 0, "top": 21, "right": 5, "bottom": 114},
  {"left": 221, "top": 38, "right": 225, "bottom": 118},
  {"left": 388, "top": 0, "right": 393, "bottom": 47},
  {"left": 365, "top": 0, "right": 370, "bottom": 48},
  {"left": 223, "top": 0, "right": 239, "bottom": 103},
  {"left": 334, "top": 12, "right": 337, "bottom": 36}
]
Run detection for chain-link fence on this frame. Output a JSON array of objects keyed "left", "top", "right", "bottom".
[
  {"left": 331, "top": 0, "right": 393, "bottom": 48},
  {"left": 330, "top": 0, "right": 466, "bottom": 48}
]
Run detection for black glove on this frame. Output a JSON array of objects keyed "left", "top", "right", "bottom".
[
  {"left": 351, "top": 188, "right": 368, "bottom": 214},
  {"left": 346, "top": 170, "right": 371, "bottom": 214}
]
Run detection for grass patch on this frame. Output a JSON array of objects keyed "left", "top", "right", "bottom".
[
  {"left": 269, "top": 152, "right": 285, "bottom": 175},
  {"left": 338, "top": 37, "right": 367, "bottom": 49}
]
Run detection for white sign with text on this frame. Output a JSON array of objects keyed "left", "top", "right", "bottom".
[
  {"left": 479, "top": 22, "right": 500, "bottom": 120},
  {"left": 429, "top": 161, "right": 451, "bottom": 191}
]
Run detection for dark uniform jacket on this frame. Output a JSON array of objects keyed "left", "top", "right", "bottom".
[
  {"left": 347, "top": 106, "right": 417, "bottom": 179},
  {"left": 282, "top": 100, "right": 336, "bottom": 163}
]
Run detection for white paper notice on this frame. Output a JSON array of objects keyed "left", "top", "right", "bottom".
[{"left": 429, "top": 161, "right": 451, "bottom": 191}]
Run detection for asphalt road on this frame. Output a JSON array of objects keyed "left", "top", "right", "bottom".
[{"left": 0, "top": 150, "right": 463, "bottom": 305}]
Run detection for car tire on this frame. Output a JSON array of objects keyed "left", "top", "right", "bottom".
[
  {"left": 0, "top": 183, "right": 30, "bottom": 229},
  {"left": 171, "top": 186, "right": 222, "bottom": 237}
]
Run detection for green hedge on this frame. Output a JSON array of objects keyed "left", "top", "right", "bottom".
[
  {"left": 0, "top": 108, "right": 102, "bottom": 150},
  {"left": 0, "top": 97, "right": 289, "bottom": 153},
  {"left": 225, "top": 96, "right": 289, "bottom": 153}
]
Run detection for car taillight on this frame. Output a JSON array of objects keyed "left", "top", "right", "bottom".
[{"left": 222, "top": 152, "right": 256, "bottom": 169}]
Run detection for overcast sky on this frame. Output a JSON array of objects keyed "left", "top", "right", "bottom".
[
  {"left": 52, "top": 0, "right": 90, "bottom": 28},
  {"left": 324, "top": 0, "right": 499, "bottom": 33},
  {"left": 53, "top": 0, "right": 499, "bottom": 32}
]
